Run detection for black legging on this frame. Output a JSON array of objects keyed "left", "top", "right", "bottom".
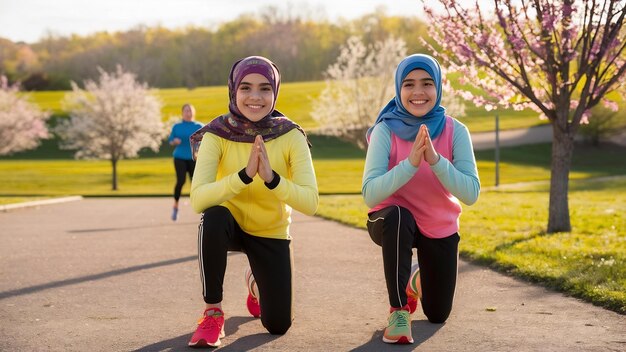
[
  {"left": 197, "top": 206, "right": 293, "bottom": 334},
  {"left": 367, "top": 205, "right": 459, "bottom": 324},
  {"left": 173, "top": 158, "right": 195, "bottom": 201}
]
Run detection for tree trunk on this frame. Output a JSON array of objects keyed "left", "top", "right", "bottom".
[
  {"left": 547, "top": 123, "right": 575, "bottom": 233},
  {"left": 111, "top": 158, "right": 118, "bottom": 191}
]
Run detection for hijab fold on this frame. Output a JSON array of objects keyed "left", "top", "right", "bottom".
[
  {"left": 366, "top": 54, "right": 446, "bottom": 143},
  {"left": 190, "top": 56, "right": 309, "bottom": 153}
]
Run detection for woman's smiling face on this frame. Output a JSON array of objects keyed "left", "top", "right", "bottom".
[
  {"left": 236, "top": 73, "right": 274, "bottom": 122},
  {"left": 400, "top": 69, "right": 437, "bottom": 118}
]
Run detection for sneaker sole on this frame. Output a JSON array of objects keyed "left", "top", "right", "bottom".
[
  {"left": 188, "top": 338, "right": 221, "bottom": 347},
  {"left": 188, "top": 327, "right": 224, "bottom": 347},
  {"left": 382, "top": 336, "right": 414, "bottom": 344}
]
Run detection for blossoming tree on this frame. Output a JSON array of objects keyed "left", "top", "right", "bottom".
[
  {"left": 423, "top": 0, "right": 626, "bottom": 232},
  {"left": 312, "top": 35, "right": 467, "bottom": 150},
  {"left": 310, "top": 36, "right": 407, "bottom": 149},
  {"left": 56, "top": 66, "right": 165, "bottom": 190},
  {"left": 0, "top": 76, "right": 50, "bottom": 155}
]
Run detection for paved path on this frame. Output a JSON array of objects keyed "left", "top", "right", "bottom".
[
  {"left": 471, "top": 125, "right": 553, "bottom": 151},
  {"left": 470, "top": 124, "right": 626, "bottom": 151},
  {"left": 1, "top": 198, "right": 625, "bottom": 351}
]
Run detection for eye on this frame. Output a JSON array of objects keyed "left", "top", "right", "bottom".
[
  {"left": 261, "top": 86, "right": 272, "bottom": 92},
  {"left": 239, "top": 85, "right": 250, "bottom": 91},
  {"left": 402, "top": 82, "right": 414, "bottom": 88}
]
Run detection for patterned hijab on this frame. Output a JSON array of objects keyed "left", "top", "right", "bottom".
[
  {"left": 366, "top": 54, "right": 446, "bottom": 143},
  {"left": 190, "top": 56, "right": 308, "bottom": 152}
]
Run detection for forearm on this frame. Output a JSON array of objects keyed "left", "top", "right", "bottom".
[
  {"left": 190, "top": 172, "right": 247, "bottom": 213},
  {"left": 269, "top": 132, "right": 319, "bottom": 215},
  {"left": 190, "top": 133, "right": 247, "bottom": 213},
  {"left": 431, "top": 121, "right": 480, "bottom": 205},
  {"left": 270, "top": 175, "right": 319, "bottom": 215},
  {"left": 431, "top": 156, "right": 480, "bottom": 205},
  {"left": 362, "top": 159, "right": 415, "bottom": 208}
]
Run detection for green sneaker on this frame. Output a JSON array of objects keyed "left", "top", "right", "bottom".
[{"left": 383, "top": 307, "right": 413, "bottom": 344}]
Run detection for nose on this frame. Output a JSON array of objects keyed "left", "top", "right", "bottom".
[
  {"left": 413, "top": 87, "right": 426, "bottom": 96},
  {"left": 250, "top": 89, "right": 263, "bottom": 99}
]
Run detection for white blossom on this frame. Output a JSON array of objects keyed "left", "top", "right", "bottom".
[
  {"left": 310, "top": 36, "right": 407, "bottom": 149},
  {"left": 55, "top": 66, "right": 165, "bottom": 190},
  {"left": 0, "top": 76, "right": 50, "bottom": 155}
]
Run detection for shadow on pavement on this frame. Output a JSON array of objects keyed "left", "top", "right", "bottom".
[
  {"left": 0, "top": 251, "right": 247, "bottom": 301},
  {"left": 0, "top": 255, "right": 197, "bottom": 300},
  {"left": 132, "top": 333, "right": 191, "bottom": 351},
  {"left": 131, "top": 316, "right": 276, "bottom": 351},
  {"left": 218, "top": 332, "right": 281, "bottom": 351},
  {"left": 67, "top": 221, "right": 198, "bottom": 234},
  {"left": 350, "top": 320, "right": 443, "bottom": 351}
]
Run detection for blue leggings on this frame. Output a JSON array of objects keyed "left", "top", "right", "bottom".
[{"left": 367, "top": 205, "right": 459, "bottom": 323}]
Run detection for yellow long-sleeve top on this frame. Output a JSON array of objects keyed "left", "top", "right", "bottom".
[{"left": 190, "top": 129, "right": 319, "bottom": 240}]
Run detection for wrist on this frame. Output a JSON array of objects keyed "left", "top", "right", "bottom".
[
  {"left": 429, "top": 153, "right": 441, "bottom": 166},
  {"left": 264, "top": 170, "right": 280, "bottom": 189},
  {"left": 239, "top": 168, "right": 253, "bottom": 184}
]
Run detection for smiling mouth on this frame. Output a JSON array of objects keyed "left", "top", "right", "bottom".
[
  {"left": 410, "top": 100, "right": 428, "bottom": 105},
  {"left": 247, "top": 104, "right": 264, "bottom": 109}
]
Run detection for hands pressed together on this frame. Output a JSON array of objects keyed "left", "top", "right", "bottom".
[
  {"left": 408, "top": 125, "right": 440, "bottom": 168},
  {"left": 246, "top": 135, "right": 274, "bottom": 183}
]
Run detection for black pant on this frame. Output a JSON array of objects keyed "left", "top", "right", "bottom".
[
  {"left": 367, "top": 205, "right": 459, "bottom": 323},
  {"left": 173, "top": 158, "right": 195, "bottom": 201},
  {"left": 198, "top": 206, "right": 293, "bottom": 334}
]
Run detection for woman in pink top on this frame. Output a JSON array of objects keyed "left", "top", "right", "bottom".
[{"left": 362, "top": 54, "right": 480, "bottom": 344}]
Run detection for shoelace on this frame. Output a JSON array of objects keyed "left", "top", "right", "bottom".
[
  {"left": 198, "top": 314, "right": 223, "bottom": 329},
  {"left": 390, "top": 311, "right": 409, "bottom": 328}
]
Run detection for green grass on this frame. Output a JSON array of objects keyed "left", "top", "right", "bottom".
[
  {"left": 26, "top": 80, "right": 545, "bottom": 133},
  {"left": 0, "top": 197, "right": 49, "bottom": 206},
  {"left": 315, "top": 177, "right": 626, "bottom": 314},
  {"left": 157, "top": 82, "right": 322, "bottom": 130},
  {"left": 28, "top": 81, "right": 324, "bottom": 130},
  {"left": 2, "top": 142, "right": 625, "bottom": 196}
]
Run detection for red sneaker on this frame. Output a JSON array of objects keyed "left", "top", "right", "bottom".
[
  {"left": 188, "top": 308, "right": 225, "bottom": 347},
  {"left": 405, "top": 263, "right": 421, "bottom": 314},
  {"left": 245, "top": 268, "right": 261, "bottom": 318}
]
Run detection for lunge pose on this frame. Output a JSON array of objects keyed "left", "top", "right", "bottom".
[
  {"left": 188, "top": 56, "right": 318, "bottom": 347},
  {"left": 362, "top": 54, "right": 480, "bottom": 344}
]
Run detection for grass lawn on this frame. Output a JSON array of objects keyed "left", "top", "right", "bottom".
[
  {"left": 315, "top": 177, "right": 626, "bottom": 314},
  {"left": 3, "top": 141, "right": 624, "bottom": 197},
  {"left": 25, "top": 80, "right": 546, "bottom": 133},
  {"left": 0, "top": 197, "right": 49, "bottom": 206}
]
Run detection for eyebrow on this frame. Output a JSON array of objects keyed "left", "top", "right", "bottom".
[
  {"left": 402, "top": 78, "right": 435, "bottom": 83},
  {"left": 239, "top": 81, "right": 272, "bottom": 86}
]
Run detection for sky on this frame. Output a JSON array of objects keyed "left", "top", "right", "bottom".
[{"left": 0, "top": 0, "right": 427, "bottom": 43}]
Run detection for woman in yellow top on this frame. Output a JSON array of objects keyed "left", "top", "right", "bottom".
[{"left": 187, "top": 56, "right": 318, "bottom": 348}]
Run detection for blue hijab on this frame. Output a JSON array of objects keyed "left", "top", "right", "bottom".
[{"left": 366, "top": 54, "right": 446, "bottom": 142}]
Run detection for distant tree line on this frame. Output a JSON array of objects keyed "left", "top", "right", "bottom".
[{"left": 0, "top": 9, "right": 430, "bottom": 90}]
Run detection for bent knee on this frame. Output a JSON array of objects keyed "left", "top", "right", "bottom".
[
  {"left": 425, "top": 311, "right": 450, "bottom": 324},
  {"left": 203, "top": 205, "right": 229, "bottom": 217},
  {"left": 263, "top": 318, "right": 292, "bottom": 335}
]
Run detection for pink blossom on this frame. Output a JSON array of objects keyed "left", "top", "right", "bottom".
[{"left": 601, "top": 99, "right": 619, "bottom": 112}]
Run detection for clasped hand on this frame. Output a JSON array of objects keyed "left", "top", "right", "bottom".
[
  {"left": 245, "top": 135, "right": 274, "bottom": 183},
  {"left": 408, "top": 125, "right": 440, "bottom": 168}
]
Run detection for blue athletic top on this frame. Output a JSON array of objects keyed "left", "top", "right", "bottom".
[{"left": 169, "top": 120, "right": 204, "bottom": 160}]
